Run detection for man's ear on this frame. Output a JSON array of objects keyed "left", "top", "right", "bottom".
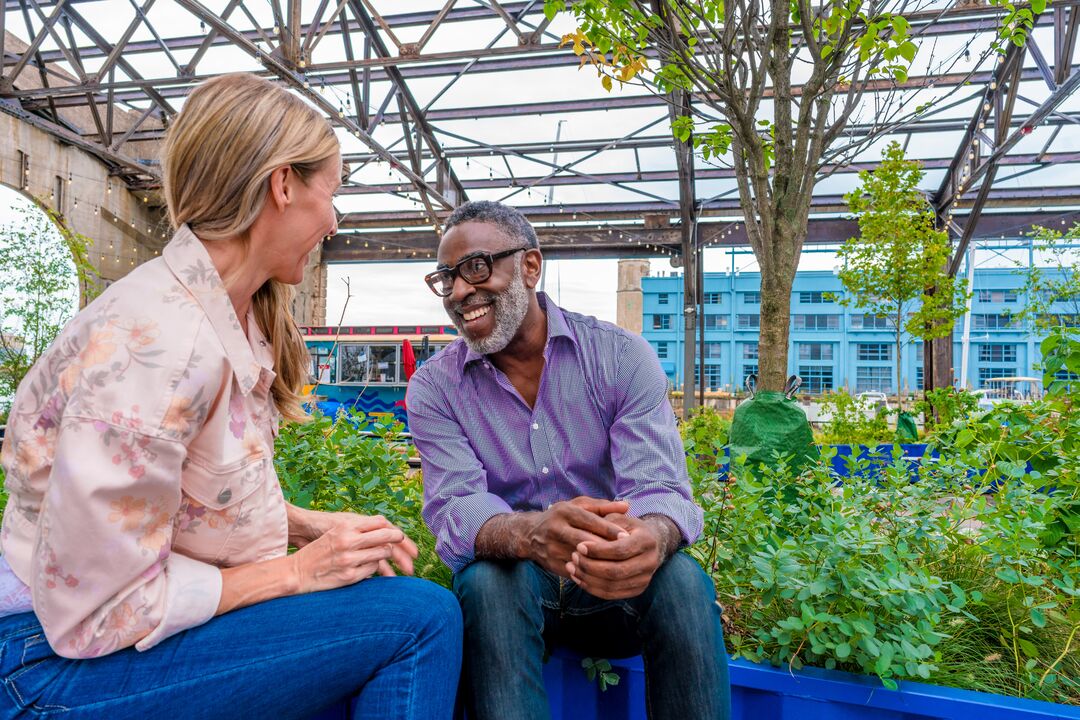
[
  {"left": 267, "top": 165, "right": 294, "bottom": 214},
  {"left": 522, "top": 248, "right": 543, "bottom": 290}
]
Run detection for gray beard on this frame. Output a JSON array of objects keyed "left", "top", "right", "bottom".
[{"left": 453, "top": 262, "right": 530, "bottom": 356}]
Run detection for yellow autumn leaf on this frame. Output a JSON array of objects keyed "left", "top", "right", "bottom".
[{"left": 602, "top": 74, "right": 613, "bottom": 92}]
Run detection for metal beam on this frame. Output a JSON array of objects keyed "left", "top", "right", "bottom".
[
  {"left": 170, "top": 0, "right": 452, "bottom": 208},
  {"left": 322, "top": 209, "right": 1077, "bottom": 263}
]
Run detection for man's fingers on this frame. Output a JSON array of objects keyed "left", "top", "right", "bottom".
[
  {"left": 563, "top": 506, "right": 630, "bottom": 541},
  {"left": 571, "top": 497, "right": 631, "bottom": 517},
  {"left": 567, "top": 565, "right": 643, "bottom": 600},
  {"left": 377, "top": 559, "right": 397, "bottom": 577},
  {"left": 571, "top": 551, "right": 651, "bottom": 582},
  {"left": 576, "top": 534, "right": 642, "bottom": 562}
]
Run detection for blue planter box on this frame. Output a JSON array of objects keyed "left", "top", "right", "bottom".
[
  {"left": 308, "top": 651, "right": 1080, "bottom": 720},
  {"left": 545, "top": 652, "right": 1080, "bottom": 720}
]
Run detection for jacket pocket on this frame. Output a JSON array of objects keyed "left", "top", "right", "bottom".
[{"left": 181, "top": 454, "right": 269, "bottom": 511}]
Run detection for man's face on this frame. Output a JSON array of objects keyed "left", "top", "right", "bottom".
[{"left": 436, "top": 221, "right": 531, "bottom": 355}]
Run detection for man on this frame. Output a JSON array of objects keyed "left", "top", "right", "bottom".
[{"left": 407, "top": 201, "right": 730, "bottom": 720}]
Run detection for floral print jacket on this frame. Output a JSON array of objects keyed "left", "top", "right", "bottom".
[{"left": 0, "top": 225, "right": 289, "bottom": 658}]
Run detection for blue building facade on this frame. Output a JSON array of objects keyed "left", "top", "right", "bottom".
[{"left": 641, "top": 268, "right": 1071, "bottom": 394}]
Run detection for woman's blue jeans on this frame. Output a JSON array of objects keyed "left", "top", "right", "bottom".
[
  {"left": 0, "top": 576, "right": 462, "bottom": 719},
  {"left": 454, "top": 552, "right": 731, "bottom": 720}
]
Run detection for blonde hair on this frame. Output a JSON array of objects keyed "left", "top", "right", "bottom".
[{"left": 162, "top": 72, "right": 339, "bottom": 423}]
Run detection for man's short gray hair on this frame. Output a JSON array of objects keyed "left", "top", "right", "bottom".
[{"left": 444, "top": 201, "right": 539, "bottom": 249}]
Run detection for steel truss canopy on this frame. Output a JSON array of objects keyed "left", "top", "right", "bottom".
[{"left": 4, "top": 0, "right": 1080, "bottom": 260}]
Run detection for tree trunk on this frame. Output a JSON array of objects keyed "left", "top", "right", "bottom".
[{"left": 756, "top": 224, "right": 802, "bottom": 391}]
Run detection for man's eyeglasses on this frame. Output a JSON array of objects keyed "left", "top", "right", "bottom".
[{"left": 424, "top": 246, "right": 531, "bottom": 297}]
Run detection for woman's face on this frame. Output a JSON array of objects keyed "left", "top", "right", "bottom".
[{"left": 259, "top": 154, "right": 342, "bottom": 286}]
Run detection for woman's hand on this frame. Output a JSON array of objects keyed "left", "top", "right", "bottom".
[
  {"left": 217, "top": 513, "right": 419, "bottom": 616},
  {"left": 289, "top": 513, "right": 420, "bottom": 595}
]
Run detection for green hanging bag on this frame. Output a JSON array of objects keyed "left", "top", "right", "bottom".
[
  {"left": 895, "top": 411, "right": 919, "bottom": 442},
  {"left": 728, "top": 374, "right": 819, "bottom": 475}
]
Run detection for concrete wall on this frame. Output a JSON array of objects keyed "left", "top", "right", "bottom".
[
  {"left": 616, "top": 259, "right": 651, "bottom": 334},
  {"left": 0, "top": 110, "right": 165, "bottom": 290},
  {"left": 0, "top": 110, "right": 326, "bottom": 325}
]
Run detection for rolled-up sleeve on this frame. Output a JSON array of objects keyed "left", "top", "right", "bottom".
[
  {"left": 609, "top": 335, "right": 703, "bottom": 545},
  {"left": 407, "top": 371, "right": 512, "bottom": 572},
  {"left": 32, "top": 416, "right": 222, "bottom": 659}
]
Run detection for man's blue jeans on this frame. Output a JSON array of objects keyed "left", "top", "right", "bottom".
[
  {"left": 453, "top": 552, "right": 731, "bottom": 720},
  {"left": 0, "top": 576, "right": 461, "bottom": 719}
]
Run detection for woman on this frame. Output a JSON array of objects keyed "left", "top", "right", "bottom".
[{"left": 0, "top": 73, "right": 461, "bottom": 719}]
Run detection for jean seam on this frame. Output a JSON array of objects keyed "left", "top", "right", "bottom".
[
  {"left": 28, "top": 630, "right": 418, "bottom": 714},
  {"left": 5, "top": 676, "right": 71, "bottom": 715}
]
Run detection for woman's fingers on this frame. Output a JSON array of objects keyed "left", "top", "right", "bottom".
[
  {"left": 390, "top": 541, "right": 416, "bottom": 576},
  {"left": 377, "top": 559, "right": 397, "bottom": 577}
]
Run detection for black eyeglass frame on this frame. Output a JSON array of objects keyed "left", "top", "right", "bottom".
[{"left": 424, "top": 246, "right": 532, "bottom": 297}]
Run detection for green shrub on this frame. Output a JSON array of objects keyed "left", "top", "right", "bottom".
[
  {"left": 274, "top": 409, "right": 450, "bottom": 589},
  {"left": 815, "top": 389, "right": 893, "bottom": 445},
  {"left": 915, "top": 387, "right": 979, "bottom": 433},
  {"left": 690, "top": 424, "right": 1080, "bottom": 703},
  {"left": 681, "top": 407, "right": 731, "bottom": 485}
]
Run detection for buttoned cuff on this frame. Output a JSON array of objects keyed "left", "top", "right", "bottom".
[
  {"left": 438, "top": 492, "right": 514, "bottom": 573},
  {"left": 136, "top": 553, "right": 222, "bottom": 652},
  {"left": 625, "top": 496, "right": 704, "bottom": 547}
]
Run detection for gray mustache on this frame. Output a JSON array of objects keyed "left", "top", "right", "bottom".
[{"left": 451, "top": 293, "right": 498, "bottom": 314}]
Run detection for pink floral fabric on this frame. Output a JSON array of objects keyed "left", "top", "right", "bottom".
[{"left": 0, "top": 225, "right": 289, "bottom": 659}]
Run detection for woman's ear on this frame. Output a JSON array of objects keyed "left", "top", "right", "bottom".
[{"left": 267, "top": 165, "right": 294, "bottom": 214}]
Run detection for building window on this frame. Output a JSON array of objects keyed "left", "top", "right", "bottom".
[
  {"left": 704, "top": 292, "right": 722, "bottom": 304},
  {"left": 737, "top": 314, "right": 760, "bottom": 329},
  {"left": 972, "top": 314, "right": 1013, "bottom": 330},
  {"left": 856, "top": 366, "right": 892, "bottom": 393},
  {"left": 1039, "top": 313, "right": 1080, "bottom": 327},
  {"left": 857, "top": 343, "right": 892, "bottom": 361},
  {"left": 979, "top": 344, "right": 1017, "bottom": 363},
  {"left": 851, "top": 314, "right": 893, "bottom": 330},
  {"left": 742, "top": 342, "right": 759, "bottom": 360},
  {"left": 655, "top": 342, "right": 668, "bottom": 359},
  {"left": 793, "top": 314, "right": 839, "bottom": 331},
  {"left": 339, "top": 344, "right": 399, "bottom": 385},
  {"left": 702, "top": 342, "right": 723, "bottom": 359},
  {"left": 658, "top": 293, "right": 670, "bottom": 305},
  {"left": 915, "top": 366, "right": 924, "bottom": 388},
  {"left": 309, "top": 347, "right": 336, "bottom": 384},
  {"left": 916, "top": 343, "right": 924, "bottom": 362},
  {"left": 799, "top": 365, "right": 834, "bottom": 394},
  {"left": 799, "top": 343, "right": 833, "bottom": 361},
  {"left": 799, "top": 291, "right": 829, "bottom": 304},
  {"left": 741, "top": 291, "right": 760, "bottom": 305},
  {"left": 979, "top": 367, "right": 1017, "bottom": 387},
  {"left": 652, "top": 315, "right": 672, "bottom": 330},
  {"left": 694, "top": 364, "right": 724, "bottom": 388},
  {"left": 704, "top": 315, "right": 729, "bottom": 330},
  {"left": 976, "top": 289, "right": 1019, "bottom": 303},
  {"left": 742, "top": 364, "right": 758, "bottom": 381}
]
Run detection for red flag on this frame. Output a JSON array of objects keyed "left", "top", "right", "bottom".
[{"left": 402, "top": 338, "right": 417, "bottom": 380}]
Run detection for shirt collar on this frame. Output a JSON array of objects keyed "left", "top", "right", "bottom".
[
  {"left": 163, "top": 224, "right": 264, "bottom": 395},
  {"left": 459, "top": 291, "right": 578, "bottom": 373}
]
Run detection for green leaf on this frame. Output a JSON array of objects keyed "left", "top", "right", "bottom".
[
  {"left": 1030, "top": 608, "right": 1047, "bottom": 628},
  {"left": 899, "top": 41, "right": 917, "bottom": 62},
  {"left": 836, "top": 642, "right": 852, "bottom": 659}
]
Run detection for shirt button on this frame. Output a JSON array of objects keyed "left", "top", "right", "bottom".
[
  {"left": 541, "top": 466, "right": 549, "bottom": 475},
  {"left": 531, "top": 423, "right": 539, "bottom": 430}
]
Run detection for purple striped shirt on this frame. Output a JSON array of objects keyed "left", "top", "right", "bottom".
[{"left": 407, "top": 293, "right": 702, "bottom": 572}]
